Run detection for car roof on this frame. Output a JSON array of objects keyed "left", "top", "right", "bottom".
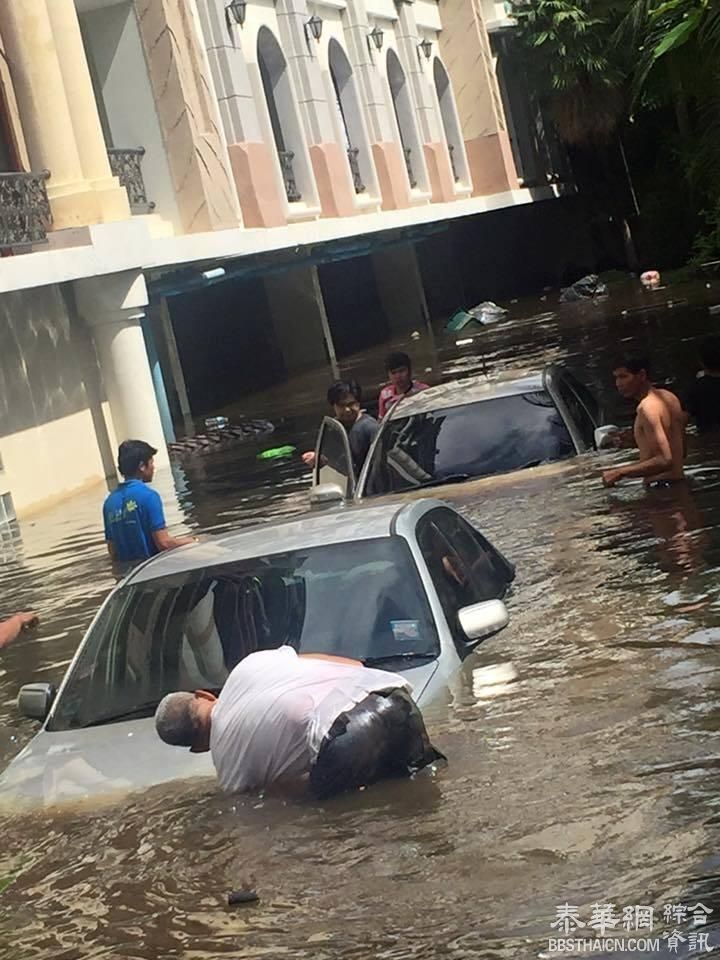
[
  {"left": 126, "top": 500, "right": 440, "bottom": 585},
  {"left": 389, "top": 369, "right": 547, "bottom": 419}
]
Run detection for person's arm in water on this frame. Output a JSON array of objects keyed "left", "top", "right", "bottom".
[
  {"left": 0, "top": 612, "right": 39, "bottom": 650},
  {"left": 602, "top": 405, "right": 673, "bottom": 486}
]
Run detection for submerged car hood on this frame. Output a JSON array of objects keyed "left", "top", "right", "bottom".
[
  {"left": 0, "top": 718, "right": 215, "bottom": 808},
  {"left": 0, "top": 660, "right": 440, "bottom": 808}
]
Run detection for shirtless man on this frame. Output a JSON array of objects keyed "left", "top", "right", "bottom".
[{"left": 601, "top": 354, "right": 687, "bottom": 488}]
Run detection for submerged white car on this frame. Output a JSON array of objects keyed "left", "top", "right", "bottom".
[
  {"left": 311, "top": 364, "right": 615, "bottom": 505},
  {"left": 1, "top": 499, "right": 514, "bottom": 807}
]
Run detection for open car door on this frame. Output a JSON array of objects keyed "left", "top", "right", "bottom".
[{"left": 311, "top": 416, "right": 356, "bottom": 502}]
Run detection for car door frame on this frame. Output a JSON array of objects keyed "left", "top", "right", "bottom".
[
  {"left": 312, "top": 416, "right": 356, "bottom": 501},
  {"left": 544, "top": 364, "right": 600, "bottom": 453},
  {"left": 410, "top": 504, "right": 512, "bottom": 661}
]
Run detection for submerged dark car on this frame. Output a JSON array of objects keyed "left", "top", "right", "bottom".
[{"left": 312, "top": 364, "right": 613, "bottom": 502}]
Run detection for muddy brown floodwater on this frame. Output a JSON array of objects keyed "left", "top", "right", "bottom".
[{"left": 2, "top": 279, "right": 720, "bottom": 960}]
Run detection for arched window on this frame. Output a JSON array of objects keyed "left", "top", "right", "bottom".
[
  {"left": 433, "top": 58, "right": 466, "bottom": 185},
  {"left": 328, "top": 40, "right": 369, "bottom": 195},
  {"left": 257, "top": 27, "right": 303, "bottom": 202},
  {"left": 386, "top": 49, "right": 424, "bottom": 191}
]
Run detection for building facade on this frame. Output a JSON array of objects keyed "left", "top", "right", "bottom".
[{"left": 0, "top": 0, "right": 562, "bottom": 520}]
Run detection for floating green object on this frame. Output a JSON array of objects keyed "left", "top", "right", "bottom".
[
  {"left": 445, "top": 308, "right": 476, "bottom": 332},
  {"left": 257, "top": 445, "right": 297, "bottom": 460}
]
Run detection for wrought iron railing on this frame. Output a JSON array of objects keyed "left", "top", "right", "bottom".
[
  {"left": 278, "top": 150, "right": 302, "bottom": 202},
  {"left": 0, "top": 170, "right": 52, "bottom": 248},
  {"left": 404, "top": 147, "right": 417, "bottom": 189},
  {"left": 107, "top": 147, "right": 155, "bottom": 214},
  {"left": 448, "top": 143, "right": 460, "bottom": 182},
  {"left": 346, "top": 147, "right": 365, "bottom": 194}
]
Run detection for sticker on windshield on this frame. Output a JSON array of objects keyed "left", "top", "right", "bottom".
[{"left": 390, "top": 620, "right": 421, "bottom": 644}]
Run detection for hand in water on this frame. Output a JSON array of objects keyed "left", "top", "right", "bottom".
[
  {"left": 0, "top": 612, "right": 39, "bottom": 650},
  {"left": 602, "top": 468, "right": 624, "bottom": 488},
  {"left": 301, "top": 451, "right": 316, "bottom": 467},
  {"left": 17, "top": 612, "right": 39, "bottom": 630}
]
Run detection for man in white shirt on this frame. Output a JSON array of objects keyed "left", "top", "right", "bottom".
[{"left": 155, "top": 645, "right": 443, "bottom": 798}]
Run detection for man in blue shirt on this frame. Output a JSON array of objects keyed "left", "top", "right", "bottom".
[{"left": 103, "top": 440, "right": 193, "bottom": 563}]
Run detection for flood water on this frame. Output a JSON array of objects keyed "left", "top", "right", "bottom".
[{"left": 3, "top": 278, "right": 720, "bottom": 959}]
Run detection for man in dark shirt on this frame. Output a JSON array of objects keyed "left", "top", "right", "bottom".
[
  {"left": 688, "top": 335, "right": 720, "bottom": 434},
  {"left": 303, "top": 380, "right": 380, "bottom": 475},
  {"left": 103, "top": 440, "right": 193, "bottom": 563}
]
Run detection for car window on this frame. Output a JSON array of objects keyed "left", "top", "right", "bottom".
[
  {"left": 430, "top": 508, "right": 513, "bottom": 600},
  {"left": 556, "top": 376, "right": 597, "bottom": 450},
  {"left": 364, "top": 391, "right": 575, "bottom": 496},
  {"left": 417, "top": 511, "right": 511, "bottom": 650},
  {"left": 47, "top": 537, "right": 439, "bottom": 731}
]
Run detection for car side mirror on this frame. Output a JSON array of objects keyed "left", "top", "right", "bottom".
[
  {"left": 458, "top": 599, "right": 509, "bottom": 644},
  {"left": 309, "top": 483, "right": 345, "bottom": 510},
  {"left": 594, "top": 425, "right": 620, "bottom": 451},
  {"left": 17, "top": 682, "right": 56, "bottom": 721}
]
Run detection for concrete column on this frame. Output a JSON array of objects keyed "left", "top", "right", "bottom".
[
  {"left": 196, "top": 0, "right": 286, "bottom": 227},
  {"left": 74, "top": 271, "right": 169, "bottom": 466},
  {"left": 265, "top": 265, "right": 339, "bottom": 377},
  {"left": 275, "top": 0, "right": 356, "bottom": 217},
  {"left": 134, "top": 0, "right": 240, "bottom": 233},
  {"left": 158, "top": 296, "right": 195, "bottom": 438},
  {"left": 0, "top": 0, "right": 101, "bottom": 228},
  {"left": 372, "top": 244, "right": 429, "bottom": 333},
  {"left": 44, "top": 0, "right": 130, "bottom": 223},
  {"left": 394, "top": 5, "right": 455, "bottom": 203},
  {"left": 342, "top": 0, "right": 394, "bottom": 144},
  {"left": 394, "top": 4, "right": 438, "bottom": 145},
  {"left": 141, "top": 316, "right": 175, "bottom": 444},
  {"left": 437, "top": 0, "right": 518, "bottom": 196}
]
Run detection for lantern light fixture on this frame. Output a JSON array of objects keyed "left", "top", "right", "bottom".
[
  {"left": 367, "top": 24, "right": 384, "bottom": 52},
  {"left": 418, "top": 37, "right": 432, "bottom": 60},
  {"left": 225, "top": 0, "right": 246, "bottom": 28},
  {"left": 305, "top": 14, "right": 323, "bottom": 41}
]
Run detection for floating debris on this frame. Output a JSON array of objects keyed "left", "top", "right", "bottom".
[
  {"left": 228, "top": 889, "right": 259, "bottom": 906},
  {"left": 257, "top": 445, "right": 297, "bottom": 461}
]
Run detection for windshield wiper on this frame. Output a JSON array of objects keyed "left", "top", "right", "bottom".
[
  {"left": 363, "top": 652, "right": 437, "bottom": 667},
  {"left": 78, "top": 700, "right": 161, "bottom": 728}
]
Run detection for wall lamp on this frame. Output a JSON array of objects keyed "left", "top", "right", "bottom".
[
  {"left": 305, "top": 14, "right": 323, "bottom": 41},
  {"left": 225, "top": 0, "right": 246, "bottom": 28},
  {"left": 367, "top": 24, "right": 384, "bottom": 53},
  {"left": 418, "top": 37, "right": 432, "bottom": 60}
]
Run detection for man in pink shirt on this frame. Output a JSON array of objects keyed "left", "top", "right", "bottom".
[{"left": 378, "top": 352, "right": 430, "bottom": 420}]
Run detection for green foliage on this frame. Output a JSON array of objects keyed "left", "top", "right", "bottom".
[
  {"left": 512, "top": 0, "right": 720, "bottom": 263},
  {"left": 690, "top": 199, "right": 720, "bottom": 264},
  {"left": 512, "top": 1, "right": 625, "bottom": 143}
]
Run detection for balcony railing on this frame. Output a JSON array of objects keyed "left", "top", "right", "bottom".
[
  {"left": 278, "top": 150, "right": 302, "bottom": 202},
  {"left": 0, "top": 170, "right": 52, "bottom": 249},
  {"left": 404, "top": 147, "right": 417, "bottom": 189},
  {"left": 448, "top": 143, "right": 460, "bottom": 183},
  {"left": 107, "top": 147, "right": 155, "bottom": 214},
  {"left": 346, "top": 147, "right": 365, "bottom": 194}
]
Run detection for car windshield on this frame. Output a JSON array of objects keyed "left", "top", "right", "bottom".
[
  {"left": 363, "top": 391, "right": 575, "bottom": 496},
  {"left": 47, "top": 537, "right": 439, "bottom": 731}
]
